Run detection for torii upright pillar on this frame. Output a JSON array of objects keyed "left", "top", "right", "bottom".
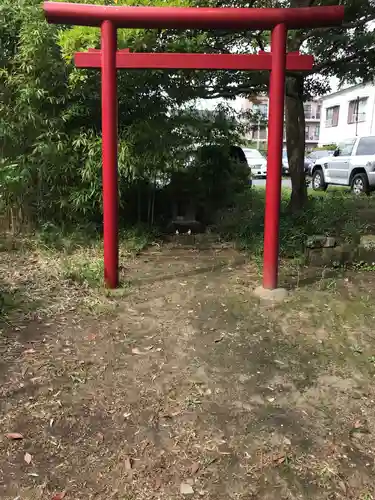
[
  {"left": 101, "top": 20, "right": 118, "bottom": 288},
  {"left": 263, "top": 23, "right": 287, "bottom": 290}
]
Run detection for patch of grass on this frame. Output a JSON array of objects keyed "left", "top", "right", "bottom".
[
  {"left": 216, "top": 188, "right": 374, "bottom": 258},
  {"left": 119, "top": 226, "right": 158, "bottom": 254},
  {"left": 0, "top": 286, "right": 22, "bottom": 317},
  {"left": 0, "top": 224, "right": 157, "bottom": 290},
  {"left": 34, "top": 222, "right": 99, "bottom": 252},
  {"left": 59, "top": 228, "right": 157, "bottom": 287},
  {"left": 0, "top": 223, "right": 158, "bottom": 255},
  {"left": 0, "top": 225, "right": 157, "bottom": 321},
  {"left": 61, "top": 255, "right": 104, "bottom": 286},
  {"left": 0, "top": 276, "right": 47, "bottom": 320}
]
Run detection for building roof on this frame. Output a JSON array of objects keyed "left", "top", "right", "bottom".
[{"left": 320, "top": 82, "right": 373, "bottom": 100}]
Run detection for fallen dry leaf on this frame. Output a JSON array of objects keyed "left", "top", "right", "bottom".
[
  {"left": 191, "top": 462, "right": 200, "bottom": 474},
  {"left": 51, "top": 492, "right": 66, "bottom": 500},
  {"left": 338, "top": 480, "right": 347, "bottom": 494},
  {"left": 131, "top": 347, "right": 143, "bottom": 355},
  {"left": 180, "top": 482, "right": 194, "bottom": 495},
  {"left": 273, "top": 453, "right": 286, "bottom": 465},
  {"left": 354, "top": 420, "right": 362, "bottom": 429},
  {"left": 97, "top": 432, "right": 104, "bottom": 442},
  {"left": 23, "top": 349, "right": 36, "bottom": 355},
  {"left": 124, "top": 455, "right": 133, "bottom": 470},
  {"left": 350, "top": 419, "right": 370, "bottom": 437},
  {"left": 24, "top": 452, "right": 32, "bottom": 464},
  {"left": 5, "top": 433, "right": 24, "bottom": 440}
]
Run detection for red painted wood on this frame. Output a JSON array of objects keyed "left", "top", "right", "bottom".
[
  {"left": 101, "top": 20, "right": 119, "bottom": 289},
  {"left": 75, "top": 51, "right": 314, "bottom": 71},
  {"left": 263, "top": 24, "right": 287, "bottom": 290},
  {"left": 44, "top": 2, "right": 344, "bottom": 30}
]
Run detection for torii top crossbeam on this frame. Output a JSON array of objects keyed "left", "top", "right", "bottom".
[{"left": 44, "top": 2, "right": 343, "bottom": 30}]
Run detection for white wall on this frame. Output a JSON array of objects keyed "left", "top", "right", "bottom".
[{"left": 318, "top": 83, "right": 375, "bottom": 146}]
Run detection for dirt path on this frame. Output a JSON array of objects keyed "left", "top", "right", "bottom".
[{"left": 1, "top": 245, "right": 375, "bottom": 499}]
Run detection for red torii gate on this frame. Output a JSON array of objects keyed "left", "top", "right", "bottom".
[{"left": 43, "top": 2, "right": 344, "bottom": 290}]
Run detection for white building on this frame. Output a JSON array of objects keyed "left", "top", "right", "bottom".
[
  {"left": 318, "top": 82, "right": 375, "bottom": 146},
  {"left": 241, "top": 96, "right": 322, "bottom": 151}
]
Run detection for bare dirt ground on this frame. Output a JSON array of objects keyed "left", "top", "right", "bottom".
[{"left": 1, "top": 241, "right": 375, "bottom": 500}]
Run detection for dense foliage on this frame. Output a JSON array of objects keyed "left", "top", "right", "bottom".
[
  {"left": 1, "top": 0, "right": 375, "bottom": 233},
  {"left": 0, "top": 0, "right": 251, "bottom": 230}
]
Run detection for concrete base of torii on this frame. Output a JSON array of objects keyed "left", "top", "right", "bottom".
[{"left": 253, "top": 286, "right": 288, "bottom": 302}]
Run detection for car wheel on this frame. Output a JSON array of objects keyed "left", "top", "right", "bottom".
[
  {"left": 312, "top": 169, "right": 327, "bottom": 191},
  {"left": 351, "top": 173, "right": 370, "bottom": 195}
]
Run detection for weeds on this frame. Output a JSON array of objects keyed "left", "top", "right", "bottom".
[
  {"left": 61, "top": 255, "right": 104, "bottom": 286},
  {"left": 119, "top": 227, "right": 159, "bottom": 254},
  {"left": 0, "top": 225, "right": 157, "bottom": 321},
  {"left": 216, "top": 188, "right": 374, "bottom": 257},
  {"left": 352, "top": 261, "right": 375, "bottom": 271},
  {"left": 360, "top": 494, "right": 374, "bottom": 500}
]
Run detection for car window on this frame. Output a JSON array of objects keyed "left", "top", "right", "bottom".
[
  {"left": 307, "top": 151, "right": 328, "bottom": 161},
  {"left": 355, "top": 136, "right": 375, "bottom": 156},
  {"left": 243, "top": 149, "right": 264, "bottom": 159},
  {"left": 317, "top": 150, "right": 331, "bottom": 158},
  {"left": 336, "top": 139, "right": 356, "bottom": 156}
]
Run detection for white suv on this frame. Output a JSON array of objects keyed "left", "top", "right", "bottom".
[{"left": 311, "top": 136, "right": 375, "bottom": 195}]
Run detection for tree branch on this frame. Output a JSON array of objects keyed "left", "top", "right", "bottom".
[
  {"left": 188, "top": 84, "right": 267, "bottom": 99},
  {"left": 253, "top": 31, "right": 265, "bottom": 51},
  {"left": 310, "top": 46, "right": 375, "bottom": 74},
  {"left": 301, "top": 16, "right": 375, "bottom": 42}
]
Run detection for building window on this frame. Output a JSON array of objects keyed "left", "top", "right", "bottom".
[
  {"left": 355, "top": 136, "right": 375, "bottom": 155},
  {"left": 305, "top": 125, "right": 320, "bottom": 141},
  {"left": 304, "top": 103, "right": 312, "bottom": 119},
  {"left": 253, "top": 103, "right": 268, "bottom": 117},
  {"left": 348, "top": 97, "right": 368, "bottom": 124},
  {"left": 325, "top": 106, "right": 340, "bottom": 127},
  {"left": 316, "top": 105, "right": 321, "bottom": 120}
]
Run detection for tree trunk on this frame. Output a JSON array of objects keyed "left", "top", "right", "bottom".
[
  {"left": 147, "top": 185, "right": 152, "bottom": 225},
  {"left": 137, "top": 182, "right": 141, "bottom": 223},
  {"left": 285, "top": 0, "right": 312, "bottom": 212},
  {"left": 285, "top": 74, "right": 308, "bottom": 212}
]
